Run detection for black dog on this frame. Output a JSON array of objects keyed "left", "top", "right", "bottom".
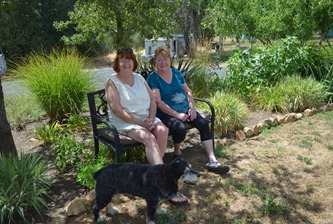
[{"left": 92, "top": 158, "right": 200, "bottom": 224}]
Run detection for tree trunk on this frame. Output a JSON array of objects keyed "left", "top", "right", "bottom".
[
  {"left": 0, "top": 78, "right": 17, "bottom": 157},
  {"left": 183, "top": 4, "right": 191, "bottom": 57},
  {"left": 192, "top": 8, "right": 199, "bottom": 57}
]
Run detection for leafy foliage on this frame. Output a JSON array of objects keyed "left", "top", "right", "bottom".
[
  {"left": 0, "top": 154, "right": 51, "bottom": 223},
  {"left": 256, "top": 75, "right": 328, "bottom": 112},
  {"left": 204, "top": 0, "right": 333, "bottom": 44},
  {"left": 34, "top": 121, "right": 63, "bottom": 145},
  {"left": 14, "top": 49, "right": 95, "bottom": 122},
  {"left": 209, "top": 91, "right": 249, "bottom": 137},
  {"left": 226, "top": 37, "right": 312, "bottom": 101},
  {"left": 62, "top": 113, "right": 88, "bottom": 132},
  {"left": 0, "top": 0, "right": 76, "bottom": 57},
  {"left": 302, "top": 47, "right": 333, "bottom": 102},
  {"left": 53, "top": 134, "right": 85, "bottom": 173},
  {"left": 54, "top": 0, "right": 180, "bottom": 48},
  {"left": 76, "top": 155, "right": 109, "bottom": 189}
]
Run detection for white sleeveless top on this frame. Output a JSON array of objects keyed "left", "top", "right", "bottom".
[{"left": 106, "top": 72, "right": 161, "bottom": 133}]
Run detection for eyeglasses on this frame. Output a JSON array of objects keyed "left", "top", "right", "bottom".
[
  {"left": 117, "top": 48, "right": 133, "bottom": 54},
  {"left": 119, "top": 59, "right": 133, "bottom": 64}
]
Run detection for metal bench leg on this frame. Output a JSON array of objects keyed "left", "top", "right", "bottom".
[{"left": 94, "top": 138, "right": 100, "bottom": 158}]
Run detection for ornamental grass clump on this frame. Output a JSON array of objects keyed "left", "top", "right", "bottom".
[
  {"left": 14, "top": 49, "right": 95, "bottom": 122},
  {"left": 0, "top": 154, "right": 51, "bottom": 223},
  {"left": 209, "top": 91, "right": 249, "bottom": 136},
  {"left": 256, "top": 75, "right": 328, "bottom": 113},
  {"left": 277, "top": 75, "right": 328, "bottom": 112}
]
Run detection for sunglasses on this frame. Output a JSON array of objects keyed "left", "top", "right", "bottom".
[{"left": 117, "top": 48, "right": 133, "bottom": 54}]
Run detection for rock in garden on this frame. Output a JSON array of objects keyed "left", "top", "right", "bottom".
[
  {"left": 243, "top": 127, "right": 254, "bottom": 137},
  {"left": 296, "top": 113, "right": 303, "bottom": 120},
  {"left": 65, "top": 198, "right": 88, "bottom": 217},
  {"left": 304, "top": 108, "right": 314, "bottom": 116},
  {"left": 252, "top": 124, "right": 262, "bottom": 135},
  {"left": 285, "top": 113, "right": 297, "bottom": 122},
  {"left": 222, "top": 137, "right": 235, "bottom": 146},
  {"left": 235, "top": 130, "right": 246, "bottom": 141},
  {"left": 85, "top": 190, "right": 96, "bottom": 206},
  {"left": 47, "top": 210, "right": 67, "bottom": 224},
  {"left": 276, "top": 115, "right": 286, "bottom": 124}
]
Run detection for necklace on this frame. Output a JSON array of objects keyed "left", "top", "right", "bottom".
[{"left": 117, "top": 73, "right": 134, "bottom": 86}]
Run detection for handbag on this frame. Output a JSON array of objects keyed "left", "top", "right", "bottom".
[{"left": 0, "top": 48, "right": 7, "bottom": 75}]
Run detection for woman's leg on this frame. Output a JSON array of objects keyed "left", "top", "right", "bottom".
[
  {"left": 159, "top": 115, "right": 187, "bottom": 155},
  {"left": 151, "top": 122, "right": 169, "bottom": 159},
  {"left": 126, "top": 129, "right": 163, "bottom": 165},
  {"left": 189, "top": 113, "right": 230, "bottom": 173},
  {"left": 188, "top": 113, "right": 216, "bottom": 161},
  {"left": 202, "top": 139, "right": 217, "bottom": 163}
]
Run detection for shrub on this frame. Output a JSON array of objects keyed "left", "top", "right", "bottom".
[
  {"left": 256, "top": 75, "right": 327, "bottom": 112},
  {"left": 209, "top": 91, "right": 249, "bottom": 136},
  {"left": 278, "top": 75, "right": 327, "bottom": 112},
  {"left": 226, "top": 36, "right": 312, "bottom": 101},
  {"left": 302, "top": 47, "right": 333, "bottom": 102},
  {"left": 0, "top": 154, "right": 51, "bottom": 223},
  {"left": 34, "top": 121, "right": 63, "bottom": 145},
  {"left": 14, "top": 49, "right": 96, "bottom": 122},
  {"left": 253, "top": 87, "right": 288, "bottom": 113},
  {"left": 62, "top": 113, "right": 88, "bottom": 132},
  {"left": 76, "top": 155, "right": 109, "bottom": 189},
  {"left": 53, "top": 134, "right": 85, "bottom": 173}
]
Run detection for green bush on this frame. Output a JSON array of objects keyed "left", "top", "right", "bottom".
[
  {"left": 226, "top": 36, "right": 312, "bottom": 101},
  {"left": 209, "top": 91, "right": 249, "bottom": 136},
  {"left": 256, "top": 75, "right": 328, "bottom": 113},
  {"left": 77, "top": 155, "right": 110, "bottom": 189},
  {"left": 62, "top": 113, "right": 88, "bottom": 132},
  {"left": 14, "top": 49, "right": 96, "bottom": 122},
  {"left": 0, "top": 154, "right": 51, "bottom": 223},
  {"left": 302, "top": 47, "right": 333, "bottom": 102},
  {"left": 34, "top": 121, "right": 63, "bottom": 145},
  {"left": 53, "top": 134, "right": 85, "bottom": 173}
]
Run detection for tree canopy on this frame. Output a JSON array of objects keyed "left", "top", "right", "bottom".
[
  {"left": 54, "top": 0, "right": 181, "bottom": 49},
  {"left": 203, "top": 0, "right": 333, "bottom": 44}
]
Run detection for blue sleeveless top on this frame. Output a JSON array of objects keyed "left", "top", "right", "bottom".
[{"left": 147, "top": 68, "right": 189, "bottom": 117}]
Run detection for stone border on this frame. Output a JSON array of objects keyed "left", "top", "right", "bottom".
[{"left": 222, "top": 103, "right": 333, "bottom": 146}]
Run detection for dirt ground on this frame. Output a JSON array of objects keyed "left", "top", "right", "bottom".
[{"left": 11, "top": 109, "right": 333, "bottom": 224}]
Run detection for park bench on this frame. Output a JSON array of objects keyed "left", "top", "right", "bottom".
[{"left": 87, "top": 88, "right": 215, "bottom": 163}]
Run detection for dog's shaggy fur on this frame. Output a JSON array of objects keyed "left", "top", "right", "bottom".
[{"left": 92, "top": 159, "right": 200, "bottom": 224}]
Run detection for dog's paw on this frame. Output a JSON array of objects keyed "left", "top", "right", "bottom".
[
  {"left": 106, "top": 206, "right": 119, "bottom": 216},
  {"left": 156, "top": 207, "right": 167, "bottom": 214},
  {"left": 146, "top": 217, "right": 155, "bottom": 224},
  {"left": 96, "top": 215, "right": 105, "bottom": 223}
]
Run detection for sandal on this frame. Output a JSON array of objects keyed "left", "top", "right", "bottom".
[
  {"left": 168, "top": 192, "right": 188, "bottom": 205},
  {"left": 206, "top": 162, "right": 230, "bottom": 174}
]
